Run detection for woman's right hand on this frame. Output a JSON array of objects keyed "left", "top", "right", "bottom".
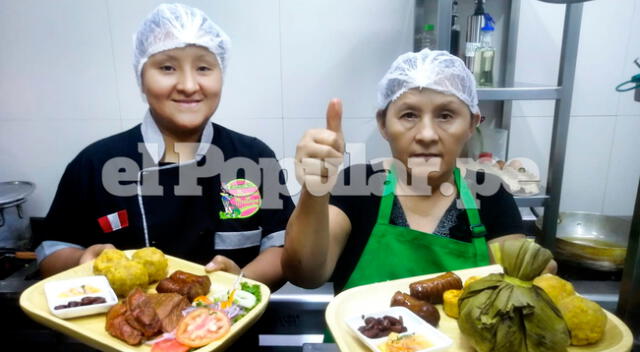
[
  {"left": 78, "top": 243, "right": 116, "bottom": 265},
  {"left": 295, "top": 99, "right": 345, "bottom": 196}
]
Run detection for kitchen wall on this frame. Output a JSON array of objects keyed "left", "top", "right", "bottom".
[{"left": 0, "top": 0, "right": 638, "bottom": 219}]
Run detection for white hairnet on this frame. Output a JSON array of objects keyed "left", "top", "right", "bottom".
[
  {"left": 133, "top": 3, "right": 231, "bottom": 88},
  {"left": 377, "top": 49, "right": 479, "bottom": 115}
]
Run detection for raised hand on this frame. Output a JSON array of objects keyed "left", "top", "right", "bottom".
[{"left": 295, "top": 99, "right": 345, "bottom": 196}]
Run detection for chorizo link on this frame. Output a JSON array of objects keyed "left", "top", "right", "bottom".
[
  {"left": 409, "top": 271, "right": 462, "bottom": 304},
  {"left": 390, "top": 291, "right": 440, "bottom": 327}
]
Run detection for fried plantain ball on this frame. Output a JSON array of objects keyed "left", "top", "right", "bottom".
[
  {"left": 105, "top": 260, "right": 149, "bottom": 297},
  {"left": 132, "top": 247, "right": 168, "bottom": 283},
  {"left": 558, "top": 295, "right": 607, "bottom": 345},
  {"left": 533, "top": 273, "right": 576, "bottom": 306},
  {"left": 93, "top": 248, "right": 128, "bottom": 276}
]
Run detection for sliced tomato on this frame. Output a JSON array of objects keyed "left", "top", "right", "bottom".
[
  {"left": 176, "top": 308, "right": 231, "bottom": 347},
  {"left": 150, "top": 338, "right": 190, "bottom": 352},
  {"left": 192, "top": 295, "right": 212, "bottom": 305}
]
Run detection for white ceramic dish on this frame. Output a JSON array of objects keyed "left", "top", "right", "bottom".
[
  {"left": 345, "top": 306, "right": 453, "bottom": 352},
  {"left": 44, "top": 275, "right": 117, "bottom": 319}
]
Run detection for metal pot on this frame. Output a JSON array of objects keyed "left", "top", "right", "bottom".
[
  {"left": 0, "top": 181, "right": 35, "bottom": 251},
  {"left": 535, "top": 211, "right": 630, "bottom": 271}
]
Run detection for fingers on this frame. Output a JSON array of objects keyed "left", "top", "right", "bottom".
[
  {"left": 294, "top": 99, "right": 346, "bottom": 195},
  {"left": 298, "top": 141, "right": 343, "bottom": 161},
  {"left": 326, "top": 98, "right": 343, "bottom": 134},
  {"left": 205, "top": 255, "right": 241, "bottom": 275},
  {"left": 310, "top": 129, "right": 344, "bottom": 154},
  {"left": 300, "top": 158, "right": 340, "bottom": 178},
  {"left": 79, "top": 243, "right": 116, "bottom": 264}
]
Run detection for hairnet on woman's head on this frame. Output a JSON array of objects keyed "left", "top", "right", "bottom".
[
  {"left": 377, "top": 49, "right": 479, "bottom": 114},
  {"left": 133, "top": 3, "right": 231, "bottom": 88}
]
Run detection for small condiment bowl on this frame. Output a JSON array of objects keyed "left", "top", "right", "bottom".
[
  {"left": 44, "top": 275, "right": 117, "bottom": 319},
  {"left": 345, "top": 306, "right": 453, "bottom": 352}
]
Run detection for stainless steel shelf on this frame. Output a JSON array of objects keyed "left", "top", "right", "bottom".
[
  {"left": 514, "top": 193, "right": 549, "bottom": 207},
  {"left": 418, "top": 0, "right": 584, "bottom": 253},
  {"left": 478, "top": 86, "right": 561, "bottom": 101}
]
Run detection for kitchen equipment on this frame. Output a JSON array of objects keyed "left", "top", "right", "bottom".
[
  {"left": 0, "top": 181, "right": 35, "bottom": 251},
  {"left": 535, "top": 211, "right": 630, "bottom": 271}
]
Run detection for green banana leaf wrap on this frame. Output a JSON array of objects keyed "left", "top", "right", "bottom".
[{"left": 457, "top": 239, "right": 570, "bottom": 352}]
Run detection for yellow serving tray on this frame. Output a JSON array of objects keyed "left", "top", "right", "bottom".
[
  {"left": 326, "top": 264, "right": 633, "bottom": 352},
  {"left": 20, "top": 250, "right": 270, "bottom": 352}
]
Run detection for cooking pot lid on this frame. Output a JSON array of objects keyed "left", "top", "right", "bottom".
[{"left": 0, "top": 181, "right": 35, "bottom": 206}]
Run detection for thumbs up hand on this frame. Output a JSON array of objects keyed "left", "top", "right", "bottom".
[{"left": 295, "top": 99, "right": 345, "bottom": 196}]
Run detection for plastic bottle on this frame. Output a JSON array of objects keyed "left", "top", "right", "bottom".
[
  {"left": 416, "top": 24, "right": 437, "bottom": 50},
  {"left": 473, "top": 14, "right": 496, "bottom": 87}
]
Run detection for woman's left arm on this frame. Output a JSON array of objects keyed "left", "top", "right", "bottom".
[{"left": 486, "top": 234, "right": 558, "bottom": 274}]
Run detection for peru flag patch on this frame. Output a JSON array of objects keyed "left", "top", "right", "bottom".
[{"left": 97, "top": 210, "right": 129, "bottom": 233}]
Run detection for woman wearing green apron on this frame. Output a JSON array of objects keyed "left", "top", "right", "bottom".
[{"left": 283, "top": 49, "right": 547, "bottom": 293}]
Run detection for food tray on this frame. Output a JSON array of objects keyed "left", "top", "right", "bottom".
[
  {"left": 326, "top": 264, "right": 633, "bottom": 352},
  {"left": 20, "top": 250, "right": 270, "bottom": 352}
]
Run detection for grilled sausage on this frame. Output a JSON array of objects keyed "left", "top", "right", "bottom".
[
  {"left": 156, "top": 271, "right": 211, "bottom": 301},
  {"left": 409, "top": 272, "right": 462, "bottom": 304},
  {"left": 390, "top": 291, "right": 440, "bottom": 326}
]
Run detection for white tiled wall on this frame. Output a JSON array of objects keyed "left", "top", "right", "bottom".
[
  {"left": 0, "top": 0, "right": 120, "bottom": 121},
  {"left": 1, "top": 0, "right": 639, "bottom": 218},
  {"left": 280, "top": 0, "right": 413, "bottom": 119}
]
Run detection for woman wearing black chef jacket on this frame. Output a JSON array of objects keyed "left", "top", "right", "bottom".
[{"left": 36, "top": 3, "right": 293, "bottom": 292}]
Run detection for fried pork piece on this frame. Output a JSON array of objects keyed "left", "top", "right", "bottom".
[
  {"left": 156, "top": 270, "right": 211, "bottom": 301},
  {"left": 125, "top": 288, "right": 161, "bottom": 337},
  {"left": 105, "top": 288, "right": 191, "bottom": 345},
  {"left": 105, "top": 303, "right": 142, "bottom": 345},
  {"left": 147, "top": 292, "right": 190, "bottom": 332}
]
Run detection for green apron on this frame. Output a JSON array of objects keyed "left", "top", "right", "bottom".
[
  {"left": 324, "top": 168, "right": 491, "bottom": 342},
  {"left": 343, "top": 167, "right": 491, "bottom": 290}
]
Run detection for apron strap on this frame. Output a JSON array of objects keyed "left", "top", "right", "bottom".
[
  {"left": 454, "top": 168, "right": 491, "bottom": 266},
  {"left": 380, "top": 167, "right": 489, "bottom": 238},
  {"left": 376, "top": 168, "right": 397, "bottom": 224},
  {"left": 454, "top": 168, "right": 487, "bottom": 237}
]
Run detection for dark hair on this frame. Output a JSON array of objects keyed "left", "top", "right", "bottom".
[{"left": 376, "top": 106, "right": 389, "bottom": 124}]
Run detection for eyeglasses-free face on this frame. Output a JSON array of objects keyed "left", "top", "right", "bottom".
[
  {"left": 142, "top": 45, "right": 222, "bottom": 141},
  {"left": 378, "top": 88, "right": 479, "bottom": 185}
]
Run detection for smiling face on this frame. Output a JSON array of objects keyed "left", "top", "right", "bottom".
[
  {"left": 378, "top": 88, "right": 480, "bottom": 184},
  {"left": 141, "top": 45, "right": 222, "bottom": 140}
]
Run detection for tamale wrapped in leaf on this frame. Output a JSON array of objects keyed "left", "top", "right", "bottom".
[{"left": 458, "top": 239, "right": 570, "bottom": 352}]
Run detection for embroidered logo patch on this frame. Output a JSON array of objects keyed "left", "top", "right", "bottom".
[
  {"left": 97, "top": 210, "right": 129, "bottom": 233},
  {"left": 219, "top": 179, "right": 261, "bottom": 219}
]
